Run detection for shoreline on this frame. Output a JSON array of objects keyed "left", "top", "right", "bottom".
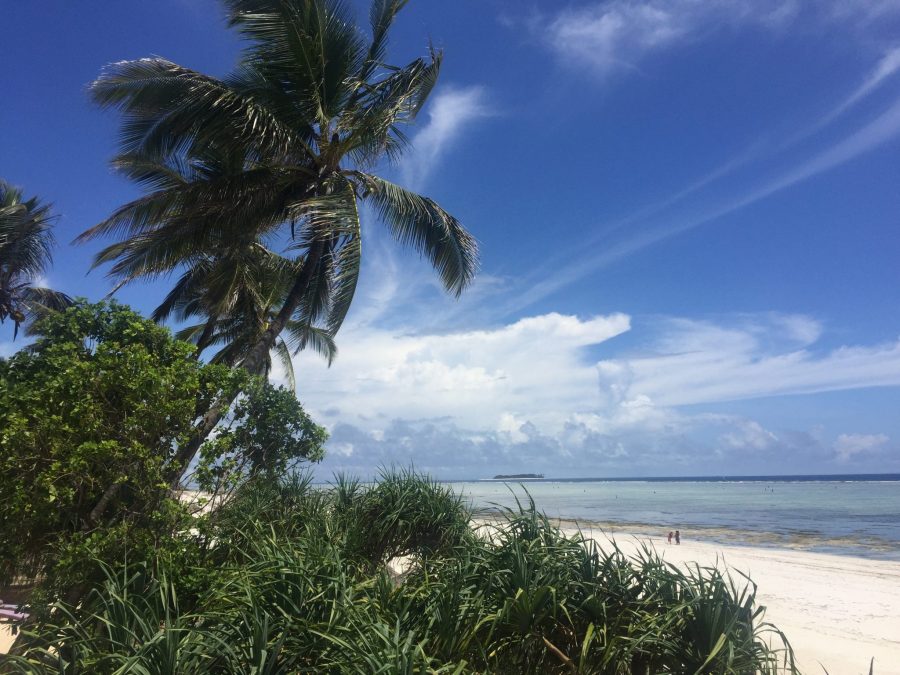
[
  {"left": 472, "top": 509, "right": 900, "bottom": 561},
  {"left": 543, "top": 522, "right": 900, "bottom": 674}
]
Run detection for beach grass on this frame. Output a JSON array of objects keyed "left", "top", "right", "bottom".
[{"left": 3, "top": 470, "right": 801, "bottom": 674}]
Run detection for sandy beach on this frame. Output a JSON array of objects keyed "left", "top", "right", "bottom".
[
  {"left": 562, "top": 525, "right": 900, "bottom": 674},
  {"left": 4, "top": 532, "right": 899, "bottom": 673}
]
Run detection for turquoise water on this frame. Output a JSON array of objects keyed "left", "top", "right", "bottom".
[{"left": 450, "top": 477, "right": 900, "bottom": 559}]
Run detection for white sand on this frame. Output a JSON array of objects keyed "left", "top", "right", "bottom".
[{"left": 562, "top": 525, "right": 900, "bottom": 675}]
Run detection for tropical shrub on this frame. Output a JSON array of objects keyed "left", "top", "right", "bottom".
[
  {"left": 0, "top": 301, "right": 325, "bottom": 602},
  {"left": 5, "top": 472, "right": 799, "bottom": 674}
]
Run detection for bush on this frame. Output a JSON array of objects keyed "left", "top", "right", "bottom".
[
  {"left": 6, "top": 471, "right": 799, "bottom": 674},
  {"left": 0, "top": 301, "right": 326, "bottom": 604}
]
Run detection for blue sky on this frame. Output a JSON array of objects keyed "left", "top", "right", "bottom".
[{"left": 3, "top": 0, "right": 900, "bottom": 478}]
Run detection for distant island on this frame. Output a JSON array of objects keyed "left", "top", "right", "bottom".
[{"left": 492, "top": 473, "right": 545, "bottom": 480}]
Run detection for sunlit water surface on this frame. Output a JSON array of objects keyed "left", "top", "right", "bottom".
[{"left": 448, "top": 476, "right": 900, "bottom": 559}]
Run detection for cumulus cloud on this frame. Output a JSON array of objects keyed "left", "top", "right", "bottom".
[
  {"left": 401, "top": 86, "right": 492, "bottom": 189},
  {"left": 291, "top": 304, "right": 899, "bottom": 477},
  {"left": 718, "top": 419, "right": 778, "bottom": 452},
  {"left": 833, "top": 433, "right": 889, "bottom": 461},
  {"left": 296, "top": 311, "right": 631, "bottom": 433}
]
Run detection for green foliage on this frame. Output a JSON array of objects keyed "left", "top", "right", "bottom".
[
  {"left": 0, "top": 179, "right": 71, "bottom": 336},
  {"left": 0, "top": 300, "right": 325, "bottom": 599},
  {"left": 8, "top": 472, "right": 801, "bottom": 674},
  {"left": 0, "top": 301, "right": 203, "bottom": 592},
  {"left": 340, "top": 467, "right": 473, "bottom": 569},
  {"left": 79, "top": 0, "right": 478, "bottom": 375},
  {"left": 195, "top": 380, "right": 327, "bottom": 492}
]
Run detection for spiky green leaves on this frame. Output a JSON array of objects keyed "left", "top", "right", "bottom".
[
  {"left": 0, "top": 180, "right": 71, "bottom": 336},
  {"left": 84, "top": 0, "right": 478, "bottom": 380},
  {"left": 360, "top": 174, "right": 478, "bottom": 296}
]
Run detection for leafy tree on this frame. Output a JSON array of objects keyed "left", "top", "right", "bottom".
[
  {"left": 77, "top": 0, "right": 479, "bottom": 482},
  {"left": 0, "top": 301, "right": 326, "bottom": 599},
  {"left": 0, "top": 179, "right": 71, "bottom": 336},
  {"left": 195, "top": 378, "right": 328, "bottom": 495}
]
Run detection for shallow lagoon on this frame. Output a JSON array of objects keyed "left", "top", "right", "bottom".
[{"left": 450, "top": 476, "right": 900, "bottom": 559}]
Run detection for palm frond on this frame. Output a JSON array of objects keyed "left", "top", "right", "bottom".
[
  {"left": 285, "top": 322, "right": 337, "bottom": 366},
  {"left": 0, "top": 181, "right": 67, "bottom": 336},
  {"left": 358, "top": 174, "right": 478, "bottom": 296},
  {"left": 273, "top": 338, "right": 297, "bottom": 390},
  {"left": 225, "top": 0, "right": 367, "bottom": 123},
  {"left": 90, "top": 57, "right": 299, "bottom": 159}
]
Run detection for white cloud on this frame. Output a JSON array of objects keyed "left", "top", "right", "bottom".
[
  {"left": 296, "top": 311, "right": 631, "bottom": 433},
  {"left": 290, "top": 302, "right": 900, "bottom": 476},
  {"left": 538, "top": 1, "right": 900, "bottom": 77},
  {"left": 834, "top": 433, "right": 889, "bottom": 461},
  {"left": 597, "top": 315, "right": 900, "bottom": 406},
  {"left": 719, "top": 419, "right": 778, "bottom": 451},
  {"left": 401, "top": 86, "right": 492, "bottom": 190}
]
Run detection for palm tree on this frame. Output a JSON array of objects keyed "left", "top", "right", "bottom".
[
  {"left": 79, "top": 0, "right": 478, "bottom": 488},
  {"left": 0, "top": 180, "right": 71, "bottom": 337},
  {"left": 89, "top": 147, "right": 338, "bottom": 375},
  {"left": 162, "top": 249, "right": 338, "bottom": 388}
]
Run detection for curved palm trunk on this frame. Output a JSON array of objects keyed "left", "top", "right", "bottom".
[
  {"left": 167, "top": 241, "right": 325, "bottom": 488},
  {"left": 241, "top": 242, "right": 325, "bottom": 375},
  {"left": 88, "top": 242, "right": 327, "bottom": 520}
]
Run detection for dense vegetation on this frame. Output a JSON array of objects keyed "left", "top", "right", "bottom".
[
  {"left": 0, "top": 302, "right": 326, "bottom": 604},
  {"left": 4, "top": 472, "right": 798, "bottom": 674},
  {"left": 0, "top": 0, "right": 826, "bottom": 672}
]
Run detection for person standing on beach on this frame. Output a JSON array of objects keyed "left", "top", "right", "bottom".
[
  {"left": 675, "top": 530, "right": 681, "bottom": 545},
  {"left": 667, "top": 531, "right": 673, "bottom": 544}
]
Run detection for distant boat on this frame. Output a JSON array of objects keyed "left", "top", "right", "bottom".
[{"left": 490, "top": 473, "right": 544, "bottom": 480}]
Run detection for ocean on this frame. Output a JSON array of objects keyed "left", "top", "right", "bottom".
[{"left": 449, "top": 475, "right": 900, "bottom": 560}]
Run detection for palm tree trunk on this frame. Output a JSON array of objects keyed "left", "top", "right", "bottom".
[
  {"left": 168, "top": 241, "right": 325, "bottom": 489},
  {"left": 240, "top": 241, "right": 324, "bottom": 377},
  {"left": 89, "top": 244, "right": 326, "bottom": 516}
]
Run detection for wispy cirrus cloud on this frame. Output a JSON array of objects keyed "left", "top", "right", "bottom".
[
  {"left": 798, "top": 45, "right": 900, "bottom": 138},
  {"left": 533, "top": 0, "right": 900, "bottom": 78},
  {"left": 400, "top": 85, "right": 493, "bottom": 190},
  {"left": 596, "top": 315, "right": 900, "bottom": 407},
  {"left": 501, "top": 91, "right": 900, "bottom": 315}
]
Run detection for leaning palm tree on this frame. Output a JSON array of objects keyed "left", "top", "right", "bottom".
[
  {"left": 165, "top": 250, "right": 338, "bottom": 388},
  {"left": 79, "top": 0, "right": 478, "bottom": 489},
  {"left": 0, "top": 180, "right": 71, "bottom": 337},
  {"left": 92, "top": 148, "right": 338, "bottom": 373}
]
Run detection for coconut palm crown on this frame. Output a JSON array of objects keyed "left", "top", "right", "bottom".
[
  {"left": 79, "top": 0, "right": 479, "bottom": 375},
  {"left": 0, "top": 180, "right": 71, "bottom": 337}
]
